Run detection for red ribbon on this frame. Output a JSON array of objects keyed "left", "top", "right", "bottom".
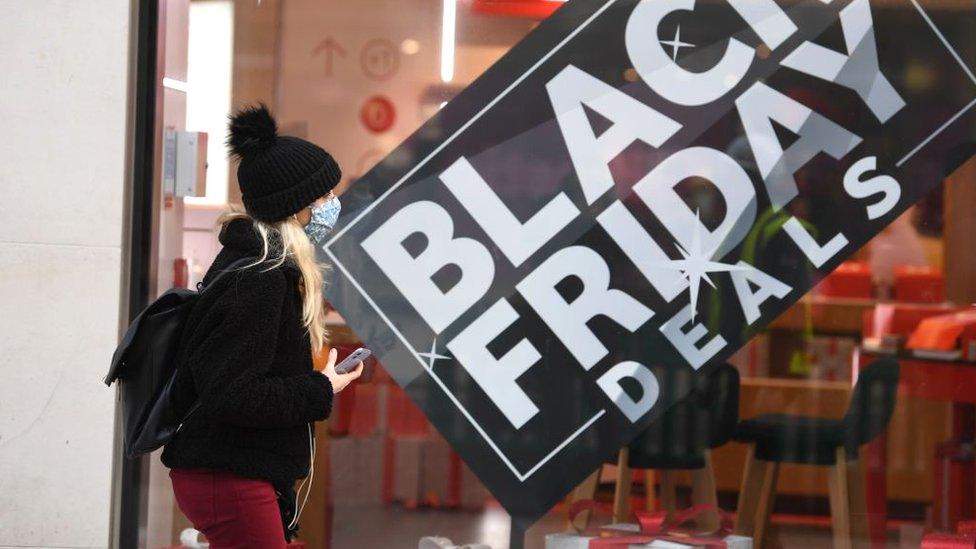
[
  {"left": 634, "top": 504, "right": 733, "bottom": 536},
  {"left": 566, "top": 500, "right": 734, "bottom": 549}
]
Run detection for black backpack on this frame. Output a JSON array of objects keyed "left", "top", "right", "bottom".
[{"left": 104, "top": 256, "right": 256, "bottom": 458}]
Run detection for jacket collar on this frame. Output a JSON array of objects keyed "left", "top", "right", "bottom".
[
  {"left": 207, "top": 218, "right": 301, "bottom": 282},
  {"left": 219, "top": 217, "right": 268, "bottom": 255}
]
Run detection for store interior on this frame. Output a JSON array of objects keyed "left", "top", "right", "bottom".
[{"left": 144, "top": 0, "right": 976, "bottom": 547}]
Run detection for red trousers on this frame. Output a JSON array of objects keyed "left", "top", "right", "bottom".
[{"left": 169, "top": 468, "right": 287, "bottom": 549}]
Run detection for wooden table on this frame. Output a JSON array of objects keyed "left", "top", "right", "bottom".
[
  {"left": 765, "top": 296, "right": 877, "bottom": 378},
  {"left": 768, "top": 296, "right": 877, "bottom": 335}
]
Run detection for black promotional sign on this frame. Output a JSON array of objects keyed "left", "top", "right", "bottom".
[{"left": 320, "top": 0, "right": 976, "bottom": 523}]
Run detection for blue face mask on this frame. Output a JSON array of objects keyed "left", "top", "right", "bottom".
[{"left": 304, "top": 195, "right": 341, "bottom": 244}]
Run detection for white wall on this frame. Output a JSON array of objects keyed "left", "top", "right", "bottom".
[
  {"left": 275, "top": 0, "right": 531, "bottom": 193},
  {"left": 0, "top": 1, "right": 130, "bottom": 547},
  {"left": 277, "top": 0, "right": 443, "bottom": 186}
]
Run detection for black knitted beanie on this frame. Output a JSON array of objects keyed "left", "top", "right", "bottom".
[{"left": 227, "top": 103, "right": 341, "bottom": 223}]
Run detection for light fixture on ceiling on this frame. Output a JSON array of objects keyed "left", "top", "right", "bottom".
[{"left": 441, "top": 0, "right": 457, "bottom": 83}]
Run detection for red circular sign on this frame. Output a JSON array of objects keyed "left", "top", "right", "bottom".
[{"left": 360, "top": 96, "right": 396, "bottom": 134}]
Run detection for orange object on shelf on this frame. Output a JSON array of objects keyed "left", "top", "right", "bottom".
[
  {"left": 906, "top": 310, "right": 976, "bottom": 357},
  {"left": 894, "top": 265, "right": 945, "bottom": 303},
  {"left": 817, "top": 261, "right": 873, "bottom": 298},
  {"left": 864, "top": 303, "right": 962, "bottom": 340}
]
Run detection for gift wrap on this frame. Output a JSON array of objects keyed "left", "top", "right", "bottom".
[
  {"left": 646, "top": 536, "right": 752, "bottom": 549},
  {"left": 545, "top": 533, "right": 599, "bottom": 549},
  {"left": 545, "top": 528, "right": 752, "bottom": 549}
]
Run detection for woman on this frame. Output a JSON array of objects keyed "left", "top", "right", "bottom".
[{"left": 161, "top": 103, "right": 363, "bottom": 548}]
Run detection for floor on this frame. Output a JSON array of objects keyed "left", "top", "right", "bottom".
[{"left": 329, "top": 504, "right": 913, "bottom": 548}]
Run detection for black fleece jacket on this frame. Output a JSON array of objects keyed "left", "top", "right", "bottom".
[{"left": 161, "top": 218, "right": 334, "bottom": 486}]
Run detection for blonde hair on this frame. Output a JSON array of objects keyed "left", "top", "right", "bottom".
[{"left": 216, "top": 204, "right": 329, "bottom": 355}]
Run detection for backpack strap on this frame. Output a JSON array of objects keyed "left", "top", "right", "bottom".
[{"left": 197, "top": 256, "right": 261, "bottom": 292}]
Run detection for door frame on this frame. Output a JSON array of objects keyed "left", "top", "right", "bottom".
[{"left": 109, "top": 0, "right": 161, "bottom": 547}]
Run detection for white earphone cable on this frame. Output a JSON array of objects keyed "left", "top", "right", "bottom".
[{"left": 288, "top": 422, "right": 315, "bottom": 530}]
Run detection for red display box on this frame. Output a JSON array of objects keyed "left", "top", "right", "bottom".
[
  {"left": 894, "top": 265, "right": 945, "bottom": 303},
  {"left": 818, "top": 261, "right": 873, "bottom": 298}
]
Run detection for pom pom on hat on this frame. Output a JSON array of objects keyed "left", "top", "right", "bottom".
[{"left": 227, "top": 102, "right": 279, "bottom": 159}]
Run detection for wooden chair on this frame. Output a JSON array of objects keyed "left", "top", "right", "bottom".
[
  {"left": 732, "top": 357, "right": 900, "bottom": 549},
  {"left": 570, "top": 364, "right": 740, "bottom": 532}
]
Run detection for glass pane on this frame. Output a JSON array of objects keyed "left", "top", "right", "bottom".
[{"left": 147, "top": 1, "right": 976, "bottom": 547}]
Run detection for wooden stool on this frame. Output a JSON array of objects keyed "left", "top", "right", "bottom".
[
  {"left": 568, "top": 364, "right": 740, "bottom": 532},
  {"left": 732, "top": 357, "right": 899, "bottom": 549},
  {"left": 569, "top": 447, "right": 722, "bottom": 530},
  {"left": 733, "top": 445, "right": 869, "bottom": 549}
]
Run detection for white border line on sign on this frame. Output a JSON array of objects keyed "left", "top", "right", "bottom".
[
  {"left": 323, "top": 0, "right": 620, "bottom": 482},
  {"left": 908, "top": 0, "right": 976, "bottom": 86},
  {"left": 897, "top": 97, "right": 976, "bottom": 167},
  {"left": 897, "top": 0, "right": 976, "bottom": 167},
  {"left": 324, "top": 0, "right": 621, "bottom": 249},
  {"left": 325, "top": 0, "right": 976, "bottom": 482},
  {"left": 324, "top": 244, "right": 606, "bottom": 482}
]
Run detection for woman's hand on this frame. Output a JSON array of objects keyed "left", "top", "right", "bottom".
[{"left": 322, "top": 348, "right": 364, "bottom": 394}]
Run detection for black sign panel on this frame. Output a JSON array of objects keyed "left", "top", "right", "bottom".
[{"left": 320, "top": 0, "right": 976, "bottom": 522}]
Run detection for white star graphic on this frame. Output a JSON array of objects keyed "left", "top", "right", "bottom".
[
  {"left": 658, "top": 210, "right": 748, "bottom": 321},
  {"left": 418, "top": 338, "right": 451, "bottom": 370},
  {"left": 660, "top": 25, "right": 695, "bottom": 62}
]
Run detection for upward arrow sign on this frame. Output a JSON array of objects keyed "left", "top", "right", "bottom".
[{"left": 313, "top": 37, "right": 346, "bottom": 77}]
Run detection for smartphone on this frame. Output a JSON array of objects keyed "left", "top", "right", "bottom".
[{"left": 334, "top": 347, "right": 371, "bottom": 374}]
